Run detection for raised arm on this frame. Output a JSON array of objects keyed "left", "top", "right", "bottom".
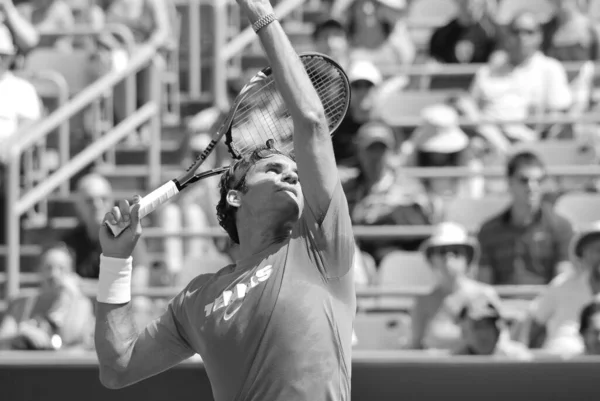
[
  {"left": 95, "top": 198, "right": 194, "bottom": 389},
  {"left": 238, "top": 0, "right": 338, "bottom": 221},
  {"left": 1, "top": 0, "right": 39, "bottom": 52}
]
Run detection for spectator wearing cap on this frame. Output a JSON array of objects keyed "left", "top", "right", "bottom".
[
  {"left": 0, "top": 23, "right": 42, "bottom": 244},
  {"left": 468, "top": 12, "right": 573, "bottom": 148},
  {"left": 409, "top": 222, "right": 501, "bottom": 351},
  {"left": 402, "top": 104, "right": 484, "bottom": 199},
  {"left": 526, "top": 221, "right": 600, "bottom": 356},
  {"left": 333, "top": 59, "right": 382, "bottom": 167},
  {"left": 344, "top": 121, "right": 434, "bottom": 264},
  {"left": 477, "top": 152, "right": 573, "bottom": 285},
  {"left": 542, "top": 0, "right": 600, "bottom": 62},
  {"left": 0, "top": 0, "right": 39, "bottom": 54},
  {"left": 429, "top": 0, "right": 500, "bottom": 64},
  {"left": 454, "top": 295, "right": 532, "bottom": 359},
  {"left": 312, "top": 17, "right": 350, "bottom": 69},
  {"left": 579, "top": 299, "right": 600, "bottom": 355}
]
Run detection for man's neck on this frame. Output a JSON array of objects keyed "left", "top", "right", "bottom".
[
  {"left": 510, "top": 203, "right": 539, "bottom": 226},
  {"left": 236, "top": 219, "right": 293, "bottom": 263}
]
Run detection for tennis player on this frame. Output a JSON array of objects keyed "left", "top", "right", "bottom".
[{"left": 94, "top": 0, "right": 356, "bottom": 399}]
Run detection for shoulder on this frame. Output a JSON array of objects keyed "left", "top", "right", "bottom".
[
  {"left": 477, "top": 210, "right": 508, "bottom": 238},
  {"left": 172, "top": 273, "right": 216, "bottom": 308},
  {"left": 543, "top": 205, "right": 572, "bottom": 229},
  {"left": 535, "top": 53, "right": 566, "bottom": 72}
]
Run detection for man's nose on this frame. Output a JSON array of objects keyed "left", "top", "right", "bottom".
[{"left": 282, "top": 171, "right": 298, "bottom": 185}]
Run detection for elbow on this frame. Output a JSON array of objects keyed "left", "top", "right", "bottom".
[
  {"left": 295, "top": 109, "right": 327, "bottom": 133},
  {"left": 98, "top": 364, "right": 130, "bottom": 390}
]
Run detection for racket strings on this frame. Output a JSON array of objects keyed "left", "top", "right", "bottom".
[{"left": 228, "top": 55, "right": 349, "bottom": 158}]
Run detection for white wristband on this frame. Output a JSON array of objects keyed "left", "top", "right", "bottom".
[{"left": 97, "top": 254, "right": 133, "bottom": 304}]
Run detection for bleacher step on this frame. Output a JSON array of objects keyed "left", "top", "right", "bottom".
[
  {"left": 114, "top": 139, "right": 184, "bottom": 166},
  {"left": 95, "top": 164, "right": 183, "bottom": 192}
]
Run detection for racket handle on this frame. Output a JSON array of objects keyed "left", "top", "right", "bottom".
[{"left": 105, "top": 180, "right": 180, "bottom": 237}]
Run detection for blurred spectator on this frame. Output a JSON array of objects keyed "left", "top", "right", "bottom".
[
  {"left": 0, "top": 244, "right": 94, "bottom": 350},
  {"left": 334, "top": 59, "right": 382, "bottom": 167},
  {"left": 409, "top": 222, "right": 501, "bottom": 351},
  {"left": 453, "top": 295, "right": 532, "bottom": 359},
  {"left": 331, "top": 0, "right": 415, "bottom": 66},
  {"left": 402, "top": 104, "right": 484, "bottom": 199},
  {"left": 160, "top": 134, "right": 232, "bottom": 286},
  {"left": 312, "top": 17, "right": 350, "bottom": 69},
  {"left": 468, "top": 12, "right": 573, "bottom": 150},
  {"left": 542, "top": 0, "right": 600, "bottom": 62},
  {"left": 579, "top": 299, "right": 600, "bottom": 355},
  {"left": 344, "top": 121, "right": 435, "bottom": 264},
  {"left": 429, "top": 0, "right": 500, "bottom": 64},
  {"left": 0, "top": 0, "right": 40, "bottom": 53},
  {"left": 477, "top": 152, "right": 573, "bottom": 285},
  {"left": 60, "top": 173, "right": 149, "bottom": 285},
  {"left": 527, "top": 222, "right": 600, "bottom": 356},
  {"left": 17, "top": 0, "right": 75, "bottom": 50},
  {"left": 105, "top": 0, "right": 176, "bottom": 48},
  {"left": 0, "top": 25, "right": 42, "bottom": 244}
]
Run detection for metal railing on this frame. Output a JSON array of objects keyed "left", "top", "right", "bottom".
[{"left": 3, "top": 37, "right": 166, "bottom": 300}]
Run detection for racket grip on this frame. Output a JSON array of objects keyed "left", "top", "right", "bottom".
[{"left": 106, "top": 180, "right": 180, "bottom": 237}]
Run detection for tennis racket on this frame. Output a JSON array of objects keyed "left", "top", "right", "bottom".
[{"left": 107, "top": 52, "right": 351, "bottom": 237}]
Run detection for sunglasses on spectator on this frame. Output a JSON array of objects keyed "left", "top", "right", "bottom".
[
  {"left": 514, "top": 175, "right": 546, "bottom": 185},
  {"left": 429, "top": 245, "right": 467, "bottom": 256},
  {"left": 510, "top": 27, "right": 539, "bottom": 36}
]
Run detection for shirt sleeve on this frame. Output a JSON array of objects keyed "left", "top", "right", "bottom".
[
  {"left": 16, "top": 81, "right": 42, "bottom": 121},
  {"left": 146, "top": 286, "right": 196, "bottom": 359},
  {"left": 530, "top": 284, "right": 557, "bottom": 325},
  {"left": 554, "top": 215, "right": 574, "bottom": 263},
  {"left": 545, "top": 60, "right": 573, "bottom": 111},
  {"left": 298, "top": 181, "right": 355, "bottom": 280}
]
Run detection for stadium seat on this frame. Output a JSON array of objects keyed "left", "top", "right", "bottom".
[
  {"left": 378, "top": 251, "right": 434, "bottom": 287},
  {"left": 444, "top": 196, "right": 512, "bottom": 232},
  {"left": 554, "top": 192, "right": 600, "bottom": 227},
  {"left": 375, "top": 90, "right": 465, "bottom": 127},
  {"left": 496, "top": 0, "right": 553, "bottom": 23},
  {"left": 24, "top": 49, "right": 96, "bottom": 95},
  {"left": 510, "top": 140, "right": 597, "bottom": 166},
  {"left": 353, "top": 312, "right": 410, "bottom": 350}
]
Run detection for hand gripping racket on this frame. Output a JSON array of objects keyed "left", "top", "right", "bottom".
[{"left": 106, "top": 52, "right": 351, "bottom": 237}]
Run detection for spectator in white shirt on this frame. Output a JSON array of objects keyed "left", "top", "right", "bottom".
[
  {"left": 527, "top": 221, "right": 600, "bottom": 357},
  {"left": 467, "top": 12, "right": 573, "bottom": 152},
  {"left": 0, "top": 24, "right": 41, "bottom": 154}
]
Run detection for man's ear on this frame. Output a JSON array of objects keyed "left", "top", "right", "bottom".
[{"left": 226, "top": 189, "right": 242, "bottom": 208}]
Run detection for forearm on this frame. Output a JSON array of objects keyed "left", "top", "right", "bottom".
[
  {"left": 248, "top": 3, "right": 326, "bottom": 130},
  {"left": 95, "top": 302, "right": 139, "bottom": 387},
  {"left": 3, "top": 4, "right": 39, "bottom": 51}
]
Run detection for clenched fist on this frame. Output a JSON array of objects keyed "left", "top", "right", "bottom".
[{"left": 235, "top": 0, "right": 274, "bottom": 24}]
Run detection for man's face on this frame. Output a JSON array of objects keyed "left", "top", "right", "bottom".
[
  {"left": 315, "top": 27, "right": 349, "bottom": 63},
  {"left": 39, "top": 248, "right": 72, "bottom": 289},
  {"left": 506, "top": 14, "right": 542, "bottom": 60},
  {"left": 580, "top": 237, "right": 600, "bottom": 274},
  {"left": 455, "top": 0, "right": 487, "bottom": 22},
  {"left": 358, "top": 141, "right": 389, "bottom": 178},
  {"left": 75, "top": 176, "right": 114, "bottom": 229},
  {"left": 462, "top": 317, "right": 501, "bottom": 355},
  {"left": 350, "top": 80, "right": 375, "bottom": 123},
  {"left": 508, "top": 164, "right": 545, "bottom": 210},
  {"left": 583, "top": 312, "right": 600, "bottom": 355},
  {"left": 236, "top": 154, "right": 303, "bottom": 224}
]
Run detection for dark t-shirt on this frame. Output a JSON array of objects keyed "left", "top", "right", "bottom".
[
  {"left": 332, "top": 115, "right": 362, "bottom": 167},
  {"left": 61, "top": 224, "right": 148, "bottom": 279},
  {"left": 429, "top": 18, "right": 499, "bottom": 64},
  {"left": 148, "top": 183, "right": 356, "bottom": 401}
]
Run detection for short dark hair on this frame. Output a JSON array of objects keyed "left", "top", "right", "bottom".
[
  {"left": 580, "top": 301, "right": 600, "bottom": 334},
  {"left": 312, "top": 18, "right": 346, "bottom": 41},
  {"left": 216, "top": 145, "right": 293, "bottom": 244},
  {"left": 506, "top": 151, "right": 545, "bottom": 178}
]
